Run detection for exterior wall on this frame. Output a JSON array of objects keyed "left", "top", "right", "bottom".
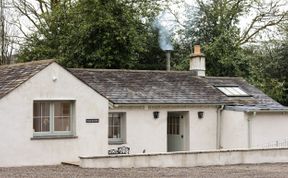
[
  {"left": 109, "top": 106, "right": 218, "bottom": 153},
  {"left": 0, "top": 63, "right": 109, "bottom": 167},
  {"left": 250, "top": 112, "right": 288, "bottom": 147},
  {"left": 221, "top": 110, "right": 248, "bottom": 149},
  {"left": 189, "top": 107, "right": 217, "bottom": 150},
  {"left": 109, "top": 109, "right": 167, "bottom": 153},
  {"left": 80, "top": 148, "right": 288, "bottom": 168}
]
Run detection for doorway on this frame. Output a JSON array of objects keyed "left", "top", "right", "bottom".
[{"left": 167, "top": 112, "right": 189, "bottom": 152}]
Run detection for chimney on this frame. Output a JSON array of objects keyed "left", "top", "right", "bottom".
[
  {"left": 165, "top": 51, "right": 171, "bottom": 71},
  {"left": 189, "top": 44, "right": 205, "bottom": 76}
]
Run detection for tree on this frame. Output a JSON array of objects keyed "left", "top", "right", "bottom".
[
  {"left": 168, "top": 0, "right": 288, "bottom": 104},
  {"left": 174, "top": 0, "right": 288, "bottom": 76},
  {"left": 16, "top": 0, "right": 165, "bottom": 69},
  {"left": 0, "top": 0, "right": 17, "bottom": 65},
  {"left": 247, "top": 33, "right": 288, "bottom": 105}
]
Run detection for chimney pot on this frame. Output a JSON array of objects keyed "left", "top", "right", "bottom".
[
  {"left": 189, "top": 44, "right": 206, "bottom": 76},
  {"left": 194, "top": 45, "right": 201, "bottom": 55}
]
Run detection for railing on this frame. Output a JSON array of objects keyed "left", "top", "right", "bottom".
[{"left": 255, "top": 138, "right": 288, "bottom": 148}]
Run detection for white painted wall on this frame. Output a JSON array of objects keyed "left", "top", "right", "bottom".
[
  {"left": 80, "top": 148, "right": 288, "bottom": 168},
  {"left": 251, "top": 112, "right": 288, "bottom": 147},
  {"left": 108, "top": 109, "right": 167, "bottom": 154},
  {"left": 221, "top": 110, "right": 248, "bottom": 149},
  {"left": 221, "top": 110, "right": 288, "bottom": 149},
  {"left": 0, "top": 63, "right": 109, "bottom": 167},
  {"left": 109, "top": 106, "right": 218, "bottom": 153},
  {"left": 189, "top": 107, "right": 217, "bottom": 150}
]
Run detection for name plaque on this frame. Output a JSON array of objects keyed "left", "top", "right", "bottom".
[{"left": 86, "top": 119, "right": 99, "bottom": 123}]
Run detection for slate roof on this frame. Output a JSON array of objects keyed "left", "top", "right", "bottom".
[
  {"left": 0, "top": 60, "right": 53, "bottom": 99},
  {"left": 0, "top": 60, "right": 286, "bottom": 112},
  {"left": 69, "top": 68, "right": 288, "bottom": 111},
  {"left": 203, "top": 77, "right": 287, "bottom": 111}
]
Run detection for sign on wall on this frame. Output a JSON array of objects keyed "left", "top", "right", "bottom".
[{"left": 86, "top": 119, "right": 100, "bottom": 123}]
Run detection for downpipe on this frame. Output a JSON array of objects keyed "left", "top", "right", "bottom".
[
  {"left": 216, "top": 105, "right": 224, "bottom": 149},
  {"left": 247, "top": 111, "right": 256, "bottom": 148}
]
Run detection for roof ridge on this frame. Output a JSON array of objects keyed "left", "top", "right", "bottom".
[
  {"left": 204, "top": 76, "right": 243, "bottom": 79},
  {"left": 70, "top": 68, "right": 200, "bottom": 73},
  {"left": 0, "top": 59, "right": 55, "bottom": 68}
]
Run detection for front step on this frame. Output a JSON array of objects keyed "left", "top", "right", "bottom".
[{"left": 61, "top": 161, "right": 80, "bottom": 167}]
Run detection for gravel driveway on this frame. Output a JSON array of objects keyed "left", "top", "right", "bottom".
[{"left": 1, "top": 163, "right": 288, "bottom": 178}]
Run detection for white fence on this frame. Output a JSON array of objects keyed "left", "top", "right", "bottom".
[{"left": 255, "top": 138, "right": 288, "bottom": 148}]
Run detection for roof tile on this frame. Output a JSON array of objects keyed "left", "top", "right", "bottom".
[
  {"left": 69, "top": 69, "right": 284, "bottom": 110},
  {"left": 0, "top": 60, "right": 54, "bottom": 99}
]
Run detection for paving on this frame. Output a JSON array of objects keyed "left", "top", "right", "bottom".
[{"left": 1, "top": 163, "right": 288, "bottom": 178}]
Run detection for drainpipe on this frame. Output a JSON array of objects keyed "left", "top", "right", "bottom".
[
  {"left": 216, "top": 105, "right": 224, "bottom": 149},
  {"left": 247, "top": 111, "right": 256, "bottom": 148}
]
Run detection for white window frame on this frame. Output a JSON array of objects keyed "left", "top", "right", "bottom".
[
  {"left": 108, "top": 112, "right": 126, "bottom": 144},
  {"left": 33, "top": 100, "right": 75, "bottom": 137}
]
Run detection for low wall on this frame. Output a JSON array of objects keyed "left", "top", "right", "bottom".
[{"left": 80, "top": 148, "right": 288, "bottom": 168}]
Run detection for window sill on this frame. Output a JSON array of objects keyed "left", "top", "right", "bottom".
[
  {"left": 109, "top": 140, "right": 125, "bottom": 145},
  {"left": 31, "top": 135, "right": 78, "bottom": 140}
]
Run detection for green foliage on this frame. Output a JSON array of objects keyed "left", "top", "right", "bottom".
[
  {"left": 176, "top": 0, "right": 250, "bottom": 76},
  {"left": 18, "top": 0, "right": 164, "bottom": 69},
  {"left": 247, "top": 40, "right": 288, "bottom": 105},
  {"left": 16, "top": 0, "right": 288, "bottom": 105},
  {"left": 173, "top": 0, "right": 288, "bottom": 105},
  {"left": 134, "top": 28, "right": 166, "bottom": 70}
]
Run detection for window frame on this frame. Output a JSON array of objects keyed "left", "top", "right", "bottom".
[
  {"left": 108, "top": 112, "right": 126, "bottom": 145},
  {"left": 33, "top": 100, "right": 75, "bottom": 138}
]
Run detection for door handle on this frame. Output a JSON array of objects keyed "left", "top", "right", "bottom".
[{"left": 181, "top": 135, "right": 184, "bottom": 138}]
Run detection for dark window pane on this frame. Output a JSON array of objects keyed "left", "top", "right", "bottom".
[
  {"left": 33, "top": 103, "right": 41, "bottom": 117},
  {"left": 54, "top": 116, "right": 70, "bottom": 131},
  {"left": 42, "top": 117, "right": 50, "bottom": 132},
  {"left": 54, "top": 102, "right": 71, "bottom": 131},
  {"left": 113, "top": 127, "right": 120, "bottom": 138},
  {"left": 33, "top": 103, "right": 50, "bottom": 132},
  {"left": 42, "top": 103, "right": 50, "bottom": 117},
  {"left": 33, "top": 118, "right": 41, "bottom": 132},
  {"left": 113, "top": 117, "right": 120, "bottom": 125},
  {"left": 108, "top": 113, "right": 122, "bottom": 139},
  {"left": 108, "top": 126, "right": 113, "bottom": 138},
  {"left": 62, "top": 103, "right": 70, "bottom": 116}
]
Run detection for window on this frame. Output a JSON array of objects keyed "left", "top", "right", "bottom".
[
  {"left": 216, "top": 86, "right": 249, "bottom": 96},
  {"left": 33, "top": 101, "right": 74, "bottom": 137},
  {"left": 167, "top": 116, "right": 180, "bottom": 135},
  {"left": 108, "top": 112, "right": 126, "bottom": 144}
]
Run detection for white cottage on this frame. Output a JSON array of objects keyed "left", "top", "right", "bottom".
[{"left": 0, "top": 45, "right": 287, "bottom": 167}]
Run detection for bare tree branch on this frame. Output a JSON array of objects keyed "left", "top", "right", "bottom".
[{"left": 238, "top": 0, "right": 288, "bottom": 45}]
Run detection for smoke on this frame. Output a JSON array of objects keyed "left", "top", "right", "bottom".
[{"left": 153, "top": 11, "right": 174, "bottom": 51}]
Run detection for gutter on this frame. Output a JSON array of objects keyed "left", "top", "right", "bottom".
[
  {"left": 109, "top": 102, "right": 115, "bottom": 109},
  {"left": 216, "top": 105, "right": 224, "bottom": 149},
  {"left": 246, "top": 109, "right": 288, "bottom": 113},
  {"left": 224, "top": 105, "right": 288, "bottom": 113},
  {"left": 110, "top": 103, "right": 227, "bottom": 107}
]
